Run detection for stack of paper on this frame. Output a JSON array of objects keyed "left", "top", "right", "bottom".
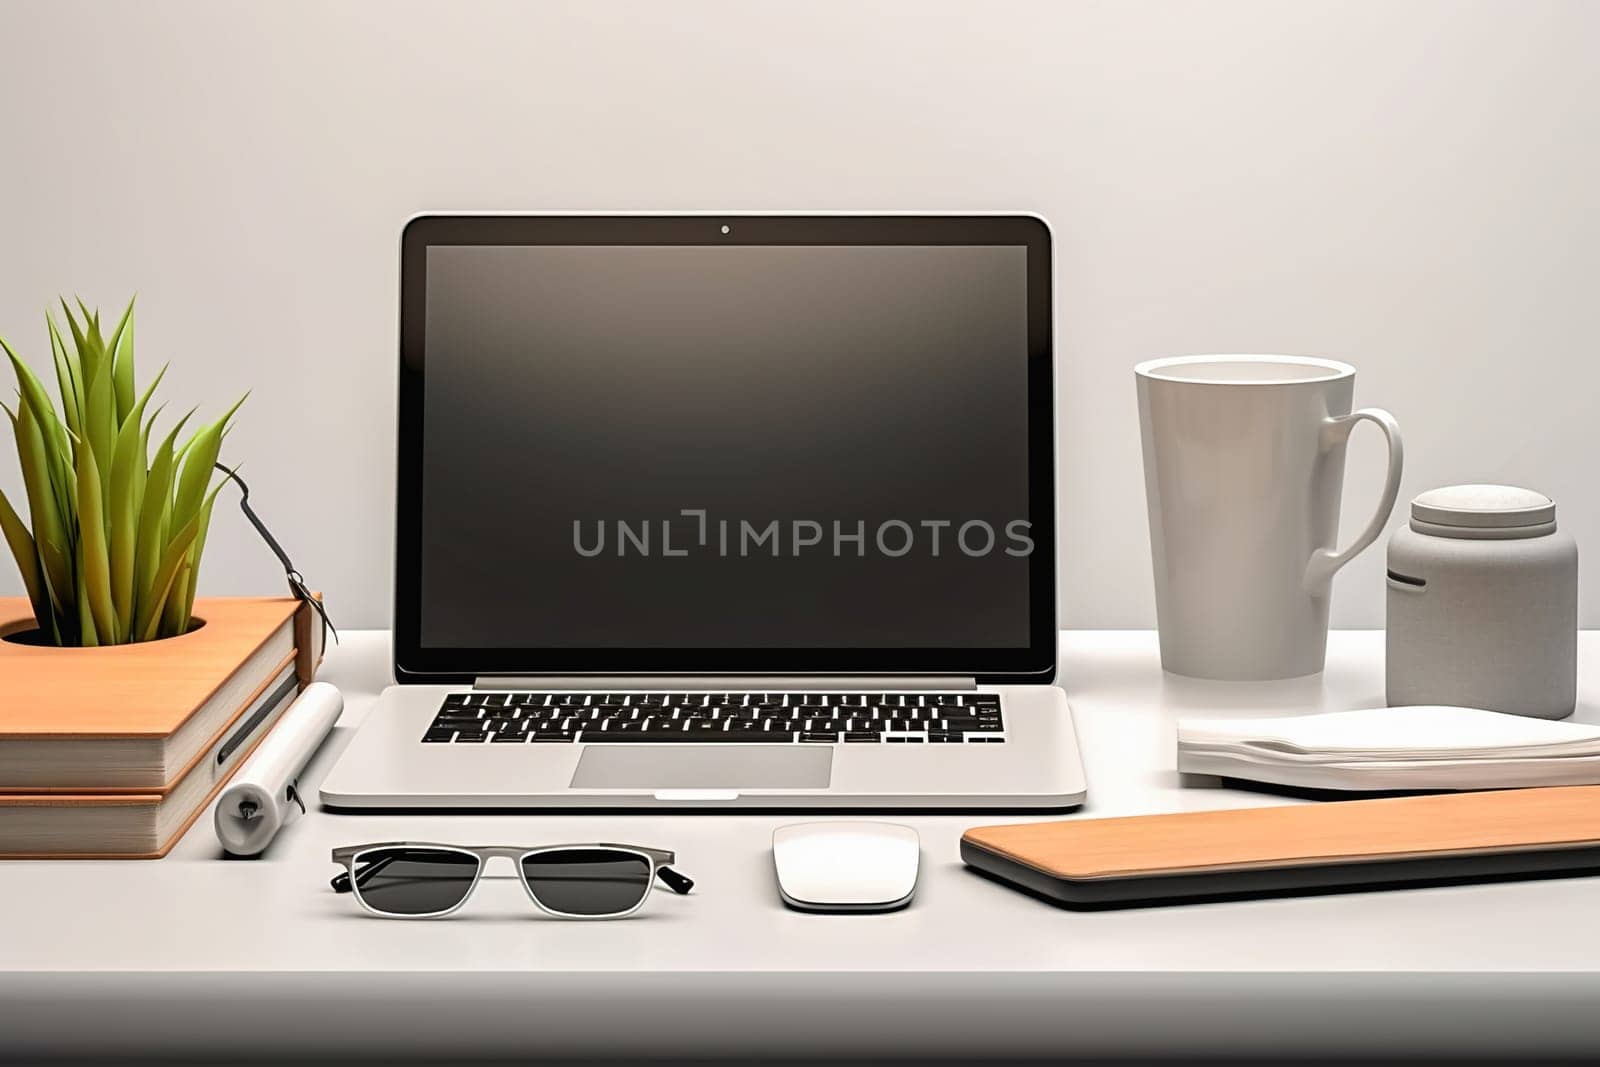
[{"left": 1178, "top": 706, "right": 1600, "bottom": 791}]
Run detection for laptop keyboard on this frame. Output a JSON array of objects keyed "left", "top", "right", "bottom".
[{"left": 423, "top": 692, "right": 1005, "bottom": 745}]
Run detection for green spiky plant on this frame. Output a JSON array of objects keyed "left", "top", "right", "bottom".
[{"left": 0, "top": 299, "right": 243, "bottom": 646}]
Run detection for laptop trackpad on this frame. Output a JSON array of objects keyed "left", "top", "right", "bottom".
[{"left": 570, "top": 746, "right": 833, "bottom": 790}]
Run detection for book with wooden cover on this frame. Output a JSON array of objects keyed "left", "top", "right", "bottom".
[
  {"left": 0, "top": 596, "right": 324, "bottom": 858},
  {"left": 962, "top": 786, "right": 1600, "bottom": 908}
]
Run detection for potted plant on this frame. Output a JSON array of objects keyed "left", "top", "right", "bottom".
[{"left": 0, "top": 299, "right": 242, "bottom": 646}]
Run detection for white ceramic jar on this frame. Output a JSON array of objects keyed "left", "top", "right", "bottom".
[{"left": 1386, "top": 485, "right": 1578, "bottom": 719}]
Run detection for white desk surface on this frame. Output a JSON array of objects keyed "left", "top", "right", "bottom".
[{"left": 5, "top": 631, "right": 1600, "bottom": 1060}]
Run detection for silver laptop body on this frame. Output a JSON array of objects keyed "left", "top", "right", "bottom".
[{"left": 321, "top": 213, "right": 1086, "bottom": 811}]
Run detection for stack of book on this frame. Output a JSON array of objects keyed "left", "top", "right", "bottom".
[{"left": 0, "top": 596, "right": 323, "bottom": 857}]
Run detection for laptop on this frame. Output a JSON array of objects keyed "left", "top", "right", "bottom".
[{"left": 320, "top": 214, "right": 1086, "bottom": 811}]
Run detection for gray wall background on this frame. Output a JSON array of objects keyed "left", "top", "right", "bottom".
[{"left": 1, "top": 0, "right": 1596, "bottom": 631}]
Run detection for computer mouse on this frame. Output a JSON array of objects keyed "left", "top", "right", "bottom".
[{"left": 772, "top": 821, "right": 920, "bottom": 913}]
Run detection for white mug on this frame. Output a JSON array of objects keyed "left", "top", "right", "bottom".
[{"left": 1136, "top": 355, "right": 1403, "bottom": 680}]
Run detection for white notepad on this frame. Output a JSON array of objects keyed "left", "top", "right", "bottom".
[{"left": 1178, "top": 706, "right": 1600, "bottom": 791}]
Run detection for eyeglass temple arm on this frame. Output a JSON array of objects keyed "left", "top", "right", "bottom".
[
  {"left": 215, "top": 462, "right": 338, "bottom": 644},
  {"left": 655, "top": 866, "right": 694, "bottom": 895},
  {"left": 330, "top": 852, "right": 401, "bottom": 893}
]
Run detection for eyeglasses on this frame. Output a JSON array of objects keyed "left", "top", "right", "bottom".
[{"left": 330, "top": 842, "right": 694, "bottom": 919}]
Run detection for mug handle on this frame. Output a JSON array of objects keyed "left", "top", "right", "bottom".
[{"left": 1302, "top": 407, "right": 1404, "bottom": 596}]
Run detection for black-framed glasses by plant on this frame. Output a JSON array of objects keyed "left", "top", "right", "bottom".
[{"left": 330, "top": 842, "right": 694, "bottom": 919}]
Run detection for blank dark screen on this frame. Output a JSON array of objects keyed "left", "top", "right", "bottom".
[{"left": 419, "top": 244, "right": 1031, "bottom": 649}]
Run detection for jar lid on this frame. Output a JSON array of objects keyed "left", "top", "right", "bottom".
[{"left": 1411, "top": 484, "right": 1555, "bottom": 530}]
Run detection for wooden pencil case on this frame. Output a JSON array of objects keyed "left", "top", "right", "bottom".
[{"left": 961, "top": 786, "right": 1600, "bottom": 909}]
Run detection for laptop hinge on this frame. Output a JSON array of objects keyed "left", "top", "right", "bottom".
[{"left": 473, "top": 675, "right": 977, "bottom": 691}]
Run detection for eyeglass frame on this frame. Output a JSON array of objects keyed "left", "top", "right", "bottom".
[{"left": 330, "top": 841, "right": 694, "bottom": 919}]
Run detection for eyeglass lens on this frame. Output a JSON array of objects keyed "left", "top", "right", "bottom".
[
  {"left": 351, "top": 847, "right": 481, "bottom": 916},
  {"left": 520, "top": 848, "right": 653, "bottom": 916}
]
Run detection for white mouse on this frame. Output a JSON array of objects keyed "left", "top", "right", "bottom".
[{"left": 772, "top": 821, "right": 920, "bottom": 913}]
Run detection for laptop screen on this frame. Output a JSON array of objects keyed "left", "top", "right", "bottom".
[{"left": 397, "top": 217, "right": 1054, "bottom": 678}]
